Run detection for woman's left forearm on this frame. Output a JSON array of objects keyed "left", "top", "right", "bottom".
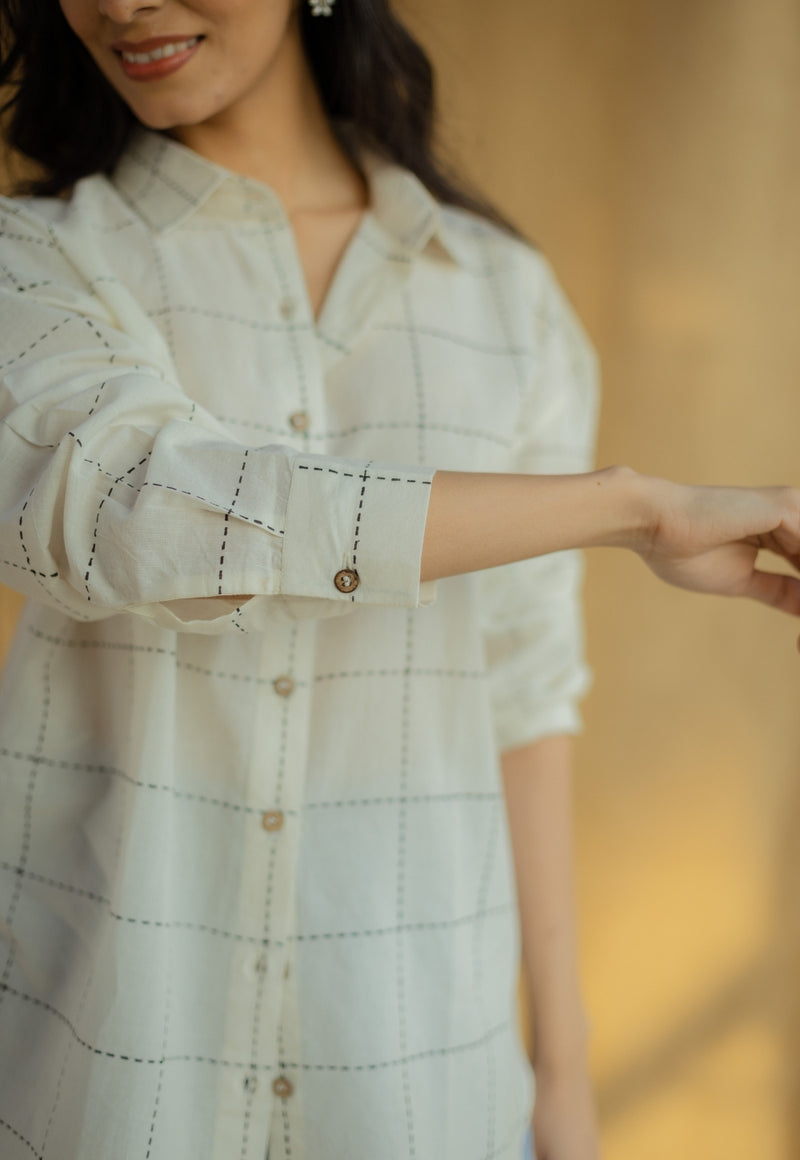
[{"left": 501, "top": 734, "right": 590, "bottom": 1075}]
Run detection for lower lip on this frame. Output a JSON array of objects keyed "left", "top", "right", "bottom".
[{"left": 116, "top": 39, "right": 203, "bottom": 82}]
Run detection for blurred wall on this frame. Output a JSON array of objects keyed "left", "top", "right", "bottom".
[
  {"left": 2, "top": 1, "right": 800, "bottom": 1156},
  {"left": 396, "top": 0, "right": 800, "bottom": 1156}
]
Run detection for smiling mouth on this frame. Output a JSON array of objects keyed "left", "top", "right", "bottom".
[{"left": 118, "top": 36, "right": 203, "bottom": 64}]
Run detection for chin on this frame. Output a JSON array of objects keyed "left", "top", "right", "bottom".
[{"left": 127, "top": 101, "right": 216, "bottom": 132}]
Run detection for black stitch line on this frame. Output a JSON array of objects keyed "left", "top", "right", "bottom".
[
  {"left": 85, "top": 483, "right": 114, "bottom": 599},
  {"left": 86, "top": 381, "right": 107, "bottom": 416},
  {"left": 0, "top": 647, "right": 52, "bottom": 1012},
  {"left": 148, "top": 235, "right": 175, "bottom": 359},
  {"left": 0, "top": 860, "right": 292, "bottom": 945},
  {"left": 0, "top": 315, "right": 75, "bottom": 372},
  {"left": 291, "top": 903, "right": 510, "bottom": 943},
  {"left": 295, "top": 463, "right": 429, "bottom": 487},
  {"left": 0, "top": 745, "right": 300, "bottom": 820},
  {"left": 80, "top": 315, "right": 113, "bottom": 352},
  {"left": 0, "top": 558, "right": 59, "bottom": 579},
  {"left": 144, "top": 978, "right": 172, "bottom": 1160},
  {"left": 143, "top": 482, "right": 283, "bottom": 533},
  {"left": 0, "top": 982, "right": 278, "bottom": 1070},
  {"left": 214, "top": 414, "right": 513, "bottom": 449},
  {"left": 218, "top": 450, "right": 249, "bottom": 594},
  {"left": 276, "top": 1013, "right": 293, "bottom": 1159},
  {"left": 397, "top": 608, "right": 416, "bottom": 1156},
  {"left": 350, "top": 461, "right": 372, "bottom": 601},
  {"left": 473, "top": 802, "right": 501, "bottom": 1160},
  {"left": 0, "top": 1118, "right": 42, "bottom": 1159},
  {"left": 0, "top": 982, "right": 510, "bottom": 1074},
  {"left": 25, "top": 625, "right": 303, "bottom": 688},
  {"left": 313, "top": 666, "right": 484, "bottom": 682},
  {"left": 40, "top": 964, "right": 95, "bottom": 1158},
  {"left": 278, "top": 1018, "right": 511, "bottom": 1072},
  {"left": 0, "top": 256, "right": 21, "bottom": 288},
  {"left": 0, "top": 228, "right": 56, "bottom": 250},
  {"left": 145, "top": 303, "right": 311, "bottom": 336},
  {"left": 304, "top": 791, "right": 500, "bottom": 810}
]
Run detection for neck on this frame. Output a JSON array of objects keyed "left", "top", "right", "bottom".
[{"left": 173, "top": 18, "right": 364, "bottom": 214}]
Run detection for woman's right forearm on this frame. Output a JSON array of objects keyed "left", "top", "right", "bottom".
[{"left": 420, "top": 464, "right": 654, "bottom": 582}]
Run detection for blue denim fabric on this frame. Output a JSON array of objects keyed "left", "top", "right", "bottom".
[{"left": 523, "top": 1124, "right": 536, "bottom": 1160}]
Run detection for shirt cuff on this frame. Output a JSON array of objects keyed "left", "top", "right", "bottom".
[{"left": 281, "top": 455, "right": 436, "bottom": 608}]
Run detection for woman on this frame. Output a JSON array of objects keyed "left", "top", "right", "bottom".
[{"left": 0, "top": 2, "right": 798, "bottom": 1159}]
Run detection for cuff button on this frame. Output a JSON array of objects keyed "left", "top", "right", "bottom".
[{"left": 334, "top": 569, "right": 359, "bottom": 594}]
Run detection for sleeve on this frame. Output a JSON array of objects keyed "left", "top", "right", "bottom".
[
  {"left": 478, "top": 258, "right": 600, "bottom": 752},
  {"left": 0, "top": 201, "right": 435, "bottom": 634}
]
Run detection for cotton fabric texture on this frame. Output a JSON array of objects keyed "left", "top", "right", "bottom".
[{"left": 0, "top": 130, "right": 597, "bottom": 1160}]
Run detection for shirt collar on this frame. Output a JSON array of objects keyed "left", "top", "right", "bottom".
[{"left": 111, "top": 128, "right": 462, "bottom": 264}]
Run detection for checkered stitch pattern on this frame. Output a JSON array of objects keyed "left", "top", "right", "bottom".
[{"left": 0, "top": 130, "right": 597, "bottom": 1160}]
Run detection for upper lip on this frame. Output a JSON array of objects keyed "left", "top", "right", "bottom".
[{"left": 111, "top": 34, "right": 203, "bottom": 53}]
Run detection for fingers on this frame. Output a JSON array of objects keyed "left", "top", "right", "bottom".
[{"left": 744, "top": 570, "right": 800, "bottom": 616}]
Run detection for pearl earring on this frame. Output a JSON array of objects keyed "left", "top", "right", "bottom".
[{"left": 309, "top": 0, "right": 335, "bottom": 14}]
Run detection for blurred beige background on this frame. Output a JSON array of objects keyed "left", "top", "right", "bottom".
[
  {"left": 2, "top": 0, "right": 800, "bottom": 1156},
  {"left": 398, "top": 0, "right": 800, "bottom": 1157}
]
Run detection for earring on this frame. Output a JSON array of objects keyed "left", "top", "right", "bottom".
[{"left": 309, "top": 0, "right": 335, "bottom": 14}]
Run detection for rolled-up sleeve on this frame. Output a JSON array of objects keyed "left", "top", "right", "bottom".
[
  {"left": 0, "top": 203, "right": 435, "bottom": 633},
  {"left": 479, "top": 259, "right": 600, "bottom": 752}
]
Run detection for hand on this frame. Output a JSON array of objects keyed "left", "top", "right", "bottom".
[
  {"left": 532, "top": 1060, "right": 601, "bottom": 1160},
  {"left": 635, "top": 479, "right": 800, "bottom": 616}
]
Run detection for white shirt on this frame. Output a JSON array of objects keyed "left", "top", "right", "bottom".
[{"left": 0, "top": 130, "right": 597, "bottom": 1160}]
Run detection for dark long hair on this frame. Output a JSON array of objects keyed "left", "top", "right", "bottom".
[{"left": 0, "top": 0, "right": 516, "bottom": 232}]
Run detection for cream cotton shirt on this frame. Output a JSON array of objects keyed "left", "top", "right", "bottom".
[{"left": 0, "top": 130, "right": 597, "bottom": 1160}]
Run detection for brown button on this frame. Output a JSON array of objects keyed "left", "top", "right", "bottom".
[
  {"left": 261, "top": 810, "right": 285, "bottom": 832},
  {"left": 333, "top": 569, "right": 359, "bottom": 594},
  {"left": 272, "top": 1076, "right": 293, "bottom": 1099},
  {"left": 273, "top": 674, "right": 295, "bottom": 697},
  {"left": 279, "top": 297, "right": 296, "bottom": 320},
  {"left": 289, "top": 410, "right": 310, "bottom": 432}
]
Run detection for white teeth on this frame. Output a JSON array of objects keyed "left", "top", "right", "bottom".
[{"left": 121, "top": 37, "right": 199, "bottom": 65}]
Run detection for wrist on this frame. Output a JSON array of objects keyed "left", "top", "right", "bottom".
[
  {"left": 590, "top": 464, "right": 666, "bottom": 552},
  {"left": 532, "top": 1025, "right": 591, "bottom": 1082}
]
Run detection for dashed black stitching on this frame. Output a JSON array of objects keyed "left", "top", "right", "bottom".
[
  {"left": 291, "top": 903, "right": 510, "bottom": 942},
  {"left": 0, "top": 981, "right": 278, "bottom": 1070},
  {"left": 296, "top": 463, "right": 430, "bottom": 486},
  {"left": 0, "top": 1117, "right": 42, "bottom": 1159},
  {"left": 219, "top": 451, "right": 249, "bottom": 594},
  {"left": 280, "top": 1018, "right": 510, "bottom": 1073},
  {"left": 0, "top": 743, "right": 300, "bottom": 819},
  {"left": 0, "top": 860, "right": 290, "bottom": 945},
  {"left": 87, "top": 381, "right": 107, "bottom": 415},
  {"left": 350, "top": 462, "right": 372, "bottom": 601},
  {"left": 0, "top": 316, "right": 74, "bottom": 372},
  {"left": 143, "top": 481, "right": 283, "bottom": 533},
  {"left": 0, "top": 558, "right": 59, "bottom": 579},
  {"left": 0, "top": 648, "right": 52, "bottom": 1007},
  {"left": 313, "top": 666, "right": 484, "bottom": 682},
  {"left": 215, "top": 414, "right": 513, "bottom": 449}
]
